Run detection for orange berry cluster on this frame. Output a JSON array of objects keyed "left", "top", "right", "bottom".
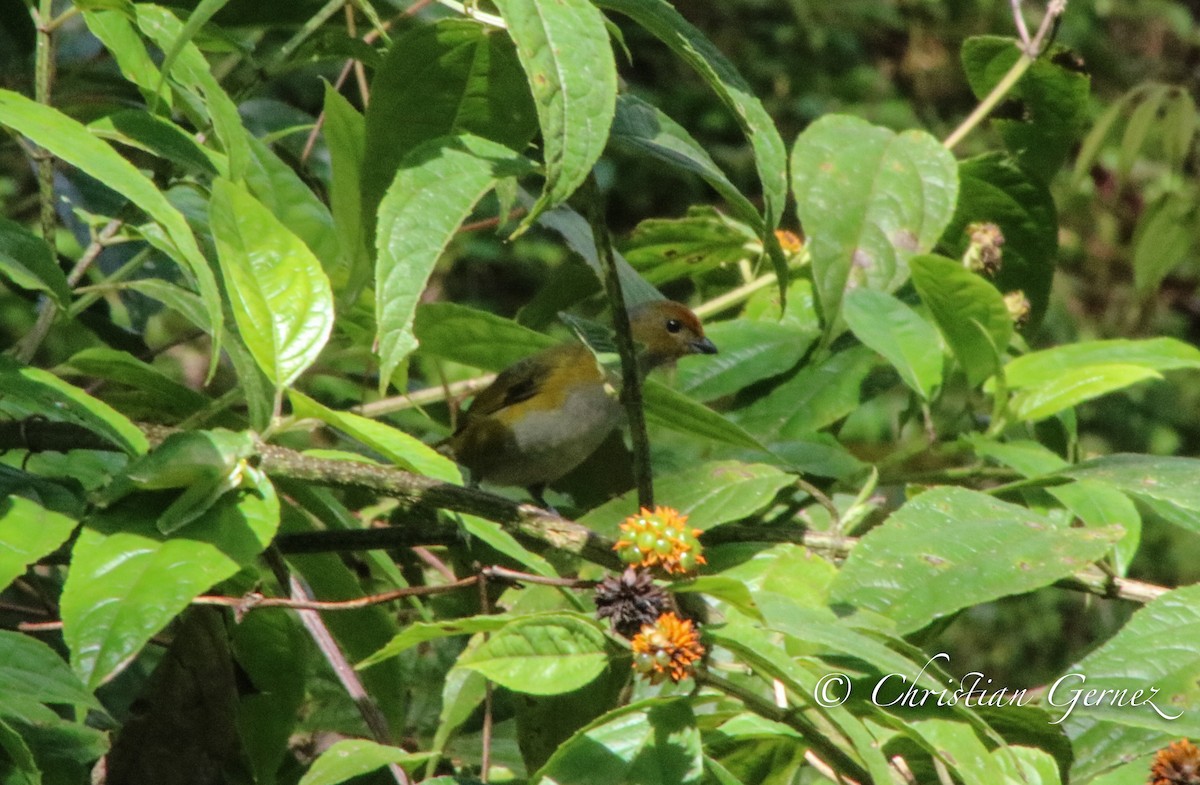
[
  {"left": 630, "top": 612, "right": 704, "bottom": 684},
  {"left": 613, "top": 506, "right": 706, "bottom": 576}
]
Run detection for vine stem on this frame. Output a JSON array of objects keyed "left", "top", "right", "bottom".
[{"left": 942, "top": 0, "right": 1067, "bottom": 151}]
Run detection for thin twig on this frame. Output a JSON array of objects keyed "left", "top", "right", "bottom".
[
  {"left": 344, "top": 4, "right": 371, "bottom": 106},
  {"left": 266, "top": 552, "right": 406, "bottom": 784},
  {"left": 943, "top": 0, "right": 1068, "bottom": 150},
  {"left": 1010, "top": 0, "right": 1032, "bottom": 50},
  {"left": 33, "top": 0, "right": 56, "bottom": 248},
  {"left": 13, "top": 217, "right": 125, "bottom": 363},
  {"left": 478, "top": 569, "right": 493, "bottom": 783},
  {"left": 583, "top": 172, "right": 654, "bottom": 509},
  {"left": 300, "top": 0, "right": 433, "bottom": 164}
]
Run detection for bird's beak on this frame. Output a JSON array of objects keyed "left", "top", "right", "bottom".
[{"left": 690, "top": 337, "right": 718, "bottom": 355}]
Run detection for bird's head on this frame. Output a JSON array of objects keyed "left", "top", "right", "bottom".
[{"left": 628, "top": 300, "right": 718, "bottom": 370}]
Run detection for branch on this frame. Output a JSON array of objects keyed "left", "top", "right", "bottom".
[
  {"left": 0, "top": 420, "right": 1174, "bottom": 606},
  {"left": 582, "top": 172, "right": 654, "bottom": 509}
]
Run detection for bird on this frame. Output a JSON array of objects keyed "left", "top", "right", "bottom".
[{"left": 445, "top": 300, "right": 718, "bottom": 507}]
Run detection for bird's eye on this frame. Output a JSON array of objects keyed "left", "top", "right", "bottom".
[{"left": 665, "top": 318, "right": 682, "bottom": 334}]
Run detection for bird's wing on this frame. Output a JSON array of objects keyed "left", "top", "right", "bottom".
[{"left": 454, "top": 352, "right": 553, "bottom": 430}]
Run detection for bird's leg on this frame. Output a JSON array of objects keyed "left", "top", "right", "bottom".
[{"left": 526, "top": 483, "right": 556, "bottom": 513}]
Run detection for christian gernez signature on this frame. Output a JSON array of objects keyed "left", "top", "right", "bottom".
[{"left": 813, "top": 653, "right": 1184, "bottom": 724}]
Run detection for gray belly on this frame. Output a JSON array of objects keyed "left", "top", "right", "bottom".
[{"left": 487, "top": 385, "right": 622, "bottom": 487}]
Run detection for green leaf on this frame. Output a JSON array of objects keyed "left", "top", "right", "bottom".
[
  {"left": 732, "top": 346, "right": 876, "bottom": 440},
  {"left": 675, "top": 319, "right": 815, "bottom": 402},
  {"left": 135, "top": 4, "right": 250, "bottom": 179},
  {"left": 375, "top": 134, "right": 534, "bottom": 390},
  {"left": 231, "top": 611, "right": 308, "bottom": 785},
  {"left": 457, "top": 614, "right": 609, "bottom": 695},
  {"left": 843, "top": 288, "right": 942, "bottom": 399},
  {"left": 829, "top": 487, "right": 1122, "bottom": 634},
  {"left": 83, "top": 8, "right": 172, "bottom": 106},
  {"left": 358, "top": 614, "right": 520, "bottom": 670},
  {"left": 610, "top": 95, "right": 762, "bottom": 229},
  {"left": 579, "top": 461, "right": 792, "bottom": 536},
  {"left": 939, "top": 153, "right": 1058, "bottom": 325},
  {"left": 622, "top": 207, "right": 760, "bottom": 286},
  {"left": 533, "top": 699, "right": 703, "bottom": 785},
  {"left": 245, "top": 136, "right": 341, "bottom": 275},
  {"left": 88, "top": 109, "right": 218, "bottom": 174},
  {"left": 1009, "top": 364, "right": 1162, "bottom": 422},
  {"left": 210, "top": 178, "right": 334, "bottom": 389},
  {"left": 0, "top": 356, "right": 147, "bottom": 454},
  {"left": 299, "top": 740, "right": 432, "bottom": 785},
  {"left": 0, "top": 89, "right": 222, "bottom": 362},
  {"left": 0, "top": 216, "right": 70, "bottom": 307},
  {"left": 415, "top": 301, "right": 555, "bottom": 371},
  {"left": 361, "top": 19, "right": 537, "bottom": 235},
  {"left": 62, "top": 347, "right": 210, "bottom": 417},
  {"left": 289, "top": 391, "right": 460, "bottom": 483},
  {"left": 791, "top": 115, "right": 957, "bottom": 330},
  {"left": 153, "top": 0, "right": 234, "bottom": 107},
  {"left": 961, "top": 36, "right": 1089, "bottom": 180},
  {"left": 1061, "top": 584, "right": 1200, "bottom": 736},
  {"left": 494, "top": 0, "right": 616, "bottom": 228},
  {"left": 1132, "top": 192, "right": 1198, "bottom": 295},
  {"left": 1061, "top": 454, "right": 1200, "bottom": 534},
  {"left": 642, "top": 380, "right": 765, "bottom": 450},
  {"left": 704, "top": 627, "right": 897, "bottom": 783},
  {"left": 60, "top": 478, "right": 278, "bottom": 689},
  {"left": 910, "top": 253, "right": 1012, "bottom": 387},
  {"left": 322, "top": 84, "right": 370, "bottom": 299},
  {"left": 457, "top": 515, "right": 558, "bottom": 578},
  {"left": 970, "top": 438, "right": 1141, "bottom": 573},
  {"left": 0, "top": 631, "right": 100, "bottom": 715},
  {"left": 594, "top": 0, "right": 787, "bottom": 235},
  {"left": 1118, "top": 83, "right": 1172, "bottom": 181},
  {"left": 0, "top": 498, "right": 77, "bottom": 594},
  {"left": 0, "top": 718, "right": 39, "bottom": 785},
  {"left": 532, "top": 201, "right": 664, "bottom": 307},
  {"left": 910, "top": 719, "right": 1007, "bottom": 784},
  {"left": 1011, "top": 338, "right": 1200, "bottom": 386}
]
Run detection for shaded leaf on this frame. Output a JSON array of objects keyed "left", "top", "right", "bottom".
[
  {"left": 0, "top": 356, "right": 147, "bottom": 454},
  {"left": 0, "top": 216, "right": 70, "bottom": 307},
  {"left": 961, "top": 36, "right": 1089, "bottom": 180},
  {"left": 361, "top": 20, "right": 537, "bottom": 233},
  {"left": 939, "top": 153, "right": 1058, "bottom": 325},
  {"left": 610, "top": 94, "right": 761, "bottom": 229},
  {"left": 533, "top": 699, "right": 703, "bottom": 785}
]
